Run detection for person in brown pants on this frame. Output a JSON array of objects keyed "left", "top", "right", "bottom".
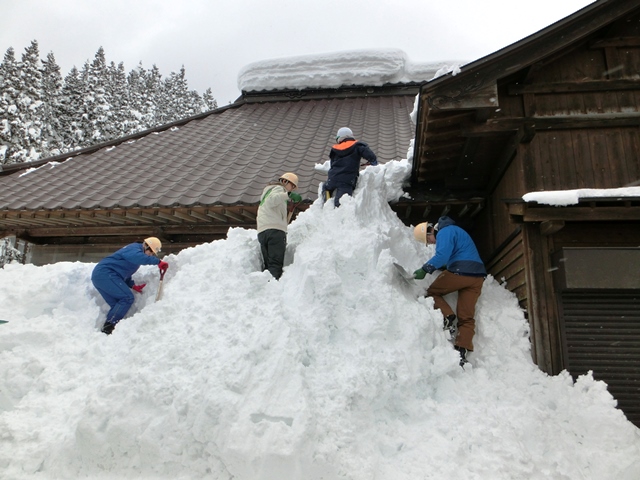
[{"left": 413, "top": 217, "right": 486, "bottom": 366}]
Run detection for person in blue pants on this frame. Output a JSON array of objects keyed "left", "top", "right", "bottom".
[
  {"left": 91, "top": 237, "right": 168, "bottom": 334},
  {"left": 322, "top": 127, "right": 378, "bottom": 206}
]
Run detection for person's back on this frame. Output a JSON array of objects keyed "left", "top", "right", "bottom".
[
  {"left": 428, "top": 217, "right": 486, "bottom": 277},
  {"left": 323, "top": 127, "right": 377, "bottom": 206}
]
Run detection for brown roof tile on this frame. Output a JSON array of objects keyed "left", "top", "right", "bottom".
[{"left": 0, "top": 93, "right": 416, "bottom": 211}]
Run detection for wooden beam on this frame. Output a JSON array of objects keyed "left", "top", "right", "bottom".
[
  {"left": 172, "top": 210, "right": 199, "bottom": 223},
  {"left": 206, "top": 210, "right": 229, "bottom": 222},
  {"left": 509, "top": 205, "right": 640, "bottom": 222},
  {"left": 188, "top": 210, "right": 213, "bottom": 222},
  {"left": 155, "top": 211, "right": 182, "bottom": 223},
  {"left": 463, "top": 113, "right": 640, "bottom": 136},
  {"left": 589, "top": 37, "right": 640, "bottom": 48},
  {"left": 540, "top": 220, "right": 565, "bottom": 236},
  {"left": 486, "top": 125, "right": 533, "bottom": 194},
  {"left": 22, "top": 225, "right": 157, "bottom": 237},
  {"left": 426, "top": 78, "right": 499, "bottom": 111},
  {"left": 240, "top": 209, "right": 256, "bottom": 221},
  {"left": 137, "top": 211, "right": 170, "bottom": 224},
  {"left": 123, "top": 211, "right": 155, "bottom": 224},
  {"left": 508, "top": 79, "right": 640, "bottom": 95},
  {"left": 223, "top": 209, "right": 244, "bottom": 222}
]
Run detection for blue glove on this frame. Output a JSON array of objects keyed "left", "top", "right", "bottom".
[
  {"left": 424, "top": 264, "right": 436, "bottom": 274},
  {"left": 413, "top": 268, "right": 426, "bottom": 280}
]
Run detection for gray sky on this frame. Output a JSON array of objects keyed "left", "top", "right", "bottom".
[{"left": 1, "top": 0, "right": 594, "bottom": 105}]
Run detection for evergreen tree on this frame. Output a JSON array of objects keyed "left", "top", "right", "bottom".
[
  {"left": 0, "top": 47, "right": 20, "bottom": 164},
  {"left": 164, "top": 66, "right": 191, "bottom": 122},
  {"left": 202, "top": 88, "right": 218, "bottom": 112},
  {"left": 12, "top": 40, "right": 45, "bottom": 162},
  {"left": 1, "top": 42, "right": 219, "bottom": 162},
  {"left": 83, "top": 47, "right": 112, "bottom": 144},
  {"left": 107, "top": 61, "right": 130, "bottom": 139},
  {"left": 41, "top": 51, "right": 64, "bottom": 157},
  {"left": 146, "top": 64, "right": 165, "bottom": 126},
  {"left": 59, "top": 66, "right": 85, "bottom": 150}
]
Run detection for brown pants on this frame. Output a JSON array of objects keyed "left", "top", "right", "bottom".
[{"left": 426, "top": 271, "right": 484, "bottom": 351}]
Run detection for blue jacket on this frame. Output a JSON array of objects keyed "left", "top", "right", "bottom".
[
  {"left": 423, "top": 216, "right": 486, "bottom": 277},
  {"left": 92, "top": 243, "right": 160, "bottom": 287},
  {"left": 327, "top": 138, "right": 378, "bottom": 187}
]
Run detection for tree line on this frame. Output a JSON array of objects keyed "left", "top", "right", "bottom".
[{"left": 0, "top": 40, "right": 218, "bottom": 165}]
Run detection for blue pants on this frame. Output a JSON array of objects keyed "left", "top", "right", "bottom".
[
  {"left": 322, "top": 180, "right": 355, "bottom": 207},
  {"left": 91, "top": 268, "right": 134, "bottom": 325}
]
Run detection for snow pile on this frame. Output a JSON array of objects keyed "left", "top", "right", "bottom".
[
  {"left": 1, "top": 161, "right": 640, "bottom": 479},
  {"left": 523, "top": 187, "right": 640, "bottom": 206},
  {"left": 237, "top": 49, "right": 464, "bottom": 92}
]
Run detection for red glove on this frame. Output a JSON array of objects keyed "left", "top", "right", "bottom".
[
  {"left": 132, "top": 283, "right": 146, "bottom": 293},
  {"left": 158, "top": 261, "right": 169, "bottom": 274}
]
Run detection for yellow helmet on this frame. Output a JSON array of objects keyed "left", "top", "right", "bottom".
[
  {"left": 144, "top": 237, "right": 162, "bottom": 254},
  {"left": 413, "top": 223, "right": 434, "bottom": 244},
  {"left": 279, "top": 172, "right": 299, "bottom": 189}
]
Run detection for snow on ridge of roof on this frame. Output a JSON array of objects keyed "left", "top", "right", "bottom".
[
  {"left": 523, "top": 187, "right": 640, "bottom": 206},
  {"left": 237, "top": 48, "right": 466, "bottom": 93}
]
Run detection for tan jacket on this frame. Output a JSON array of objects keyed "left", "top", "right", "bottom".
[{"left": 257, "top": 184, "right": 289, "bottom": 233}]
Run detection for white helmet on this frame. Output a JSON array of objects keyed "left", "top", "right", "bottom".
[{"left": 336, "top": 127, "right": 353, "bottom": 142}]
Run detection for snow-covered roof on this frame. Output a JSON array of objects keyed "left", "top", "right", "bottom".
[
  {"left": 237, "top": 48, "right": 464, "bottom": 92},
  {"left": 523, "top": 187, "right": 640, "bottom": 206}
]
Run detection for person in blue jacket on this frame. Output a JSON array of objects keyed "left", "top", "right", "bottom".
[
  {"left": 413, "top": 217, "right": 486, "bottom": 366},
  {"left": 91, "top": 237, "right": 169, "bottom": 335},
  {"left": 322, "top": 127, "right": 378, "bottom": 206}
]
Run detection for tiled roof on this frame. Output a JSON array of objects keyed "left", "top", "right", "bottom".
[{"left": 0, "top": 93, "right": 416, "bottom": 211}]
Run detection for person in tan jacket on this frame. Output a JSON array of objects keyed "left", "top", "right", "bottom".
[{"left": 257, "top": 172, "right": 302, "bottom": 279}]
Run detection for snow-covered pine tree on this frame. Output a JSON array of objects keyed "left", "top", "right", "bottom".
[
  {"left": 0, "top": 47, "right": 20, "bottom": 164},
  {"left": 127, "top": 62, "right": 157, "bottom": 131},
  {"left": 41, "top": 51, "right": 64, "bottom": 157},
  {"left": 107, "top": 61, "right": 131, "bottom": 139},
  {"left": 145, "top": 64, "right": 164, "bottom": 127},
  {"left": 59, "top": 66, "right": 86, "bottom": 150},
  {"left": 163, "top": 66, "right": 191, "bottom": 122},
  {"left": 83, "top": 47, "right": 113, "bottom": 144},
  {"left": 202, "top": 88, "right": 218, "bottom": 112},
  {"left": 12, "top": 40, "right": 46, "bottom": 163}
]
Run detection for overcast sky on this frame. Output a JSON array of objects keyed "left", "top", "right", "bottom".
[{"left": 1, "top": 0, "right": 594, "bottom": 105}]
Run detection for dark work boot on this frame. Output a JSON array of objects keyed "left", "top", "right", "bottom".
[
  {"left": 443, "top": 314, "right": 458, "bottom": 340},
  {"left": 454, "top": 346, "right": 468, "bottom": 367},
  {"left": 101, "top": 322, "right": 116, "bottom": 335}
]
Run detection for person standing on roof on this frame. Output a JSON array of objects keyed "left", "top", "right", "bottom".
[
  {"left": 323, "top": 127, "right": 378, "bottom": 207},
  {"left": 413, "top": 217, "right": 486, "bottom": 366},
  {"left": 91, "top": 237, "right": 169, "bottom": 335},
  {"left": 257, "top": 172, "right": 302, "bottom": 279}
]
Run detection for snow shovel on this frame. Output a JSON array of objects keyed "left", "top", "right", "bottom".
[
  {"left": 393, "top": 262, "right": 416, "bottom": 285},
  {"left": 155, "top": 270, "right": 166, "bottom": 302},
  {"left": 393, "top": 263, "right": 423, "bottom": 297}
]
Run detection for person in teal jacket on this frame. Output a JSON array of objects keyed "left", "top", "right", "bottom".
[
  {"left": 92, "top": 237, "right": 168, "bottom": 334},
  {"left": 413, "top": 216, "right": 486, "bottom": 366}
]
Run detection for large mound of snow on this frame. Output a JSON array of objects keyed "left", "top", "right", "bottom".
[
  {"left": 1, "top": 159, "right": 639, "bottom": 479},
  {"left": 237, "top": 48, "right": 463, "bottom": 92}
]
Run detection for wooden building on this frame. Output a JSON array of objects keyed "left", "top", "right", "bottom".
[{"left": 413, "top": 0, "right": 640, "bottom": 426}]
